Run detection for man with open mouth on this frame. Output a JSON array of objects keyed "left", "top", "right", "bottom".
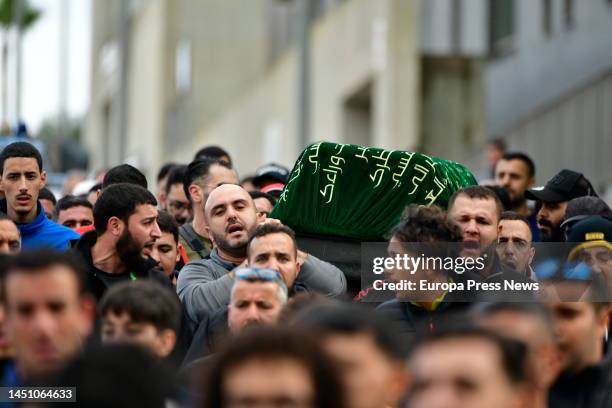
[{"left": 177, "top": 184, "right": 346, "bottom": 327}]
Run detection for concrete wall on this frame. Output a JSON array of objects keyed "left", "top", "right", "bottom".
[
  {"left": 180, "top": 0, "right": 420, "bottom": 176},
  {"left": 486, "top": 0, "right": 612, "bottom": 135}
]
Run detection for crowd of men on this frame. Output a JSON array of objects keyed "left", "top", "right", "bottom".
[{"left": 0, "top": 140, "right": 610, "bottom": 408}]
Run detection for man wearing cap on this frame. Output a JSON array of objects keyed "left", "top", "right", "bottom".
[
  {"left": 252, "top": 163, "right": 289, "bottom": 196},
  {"left": 525, "top": 169, "right": 597, "bottom": 242},
  {"left": 566, "top": 216, "right": 612, "bottom": 293}
]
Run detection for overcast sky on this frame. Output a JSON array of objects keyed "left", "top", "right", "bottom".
[{"left": 22, "top": 0, "right": 91, "bottom": 133}]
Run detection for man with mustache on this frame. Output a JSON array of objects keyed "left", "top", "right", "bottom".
[
  {"left": 163, "top": 165, "right": 192, "bottom": 226},
  {"left": 447, "top": 186, "right": 533, "bottom": 296},
  {"left": 179, "top": 158, "right": 239, "bottom": 262},
  {"left": 177, "top": 184, "right": 346, "bottom": 326},
  {"left": 73, "top": 183, "right": 169, "bottom": 300},
  {"left": 525, "top": 169, "right": 597, "bottom": 242},
  {"left": 0, "top": 142, "right": 79, "bottom": 250},
  {"left": 494, "top": 152, "right": 539, "bottom": 241}
]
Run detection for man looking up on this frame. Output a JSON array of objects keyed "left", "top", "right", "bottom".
[
  {"left": 73, "top": 183, "right": 168, "bottom": 300},
  {"left": 494, "top": 152, "right": 539, "bottom": 240},
  {"left": 525, "top": 169, "right": 597, "bottom": 242},
  {"left": 179, "top": 158, "right": 239, "bottom": 262},
  {"left": 0, "top": 142, "right": 79, "bottom": 250},
  {"left": 177, "top": 184, "right": 346, "bottom": 325}
]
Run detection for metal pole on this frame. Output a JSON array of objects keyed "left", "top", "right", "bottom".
[
  {"left": 295, "top": 0, "right": 312, "bottom": 150},
  {"left": 58, "top": 0, "right": 69, "bottom": 127},
  {"left": 14, "top": 0, "right": 23, "bottom": 122},
  {"left": 117, "top": 0, "right": 130, "bottom": 163}
]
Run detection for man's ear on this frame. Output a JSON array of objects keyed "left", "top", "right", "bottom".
[
  {"left": 527, "top": 177, "right": 535, "bottom": 189},
  {"left": 176, "top": 243, "right": 183, "bottom": 263},
  {"left": 40, "top": 171, "right": 47, "bottom": 187},
  {"left": 79, "top": 295, "right": 97, "bottom": 336},
  {"left": 188, "top": 184, "right": 202, "bottom": 204},
  {"left": 158, "top": 329, "right": 177, "bottom": 358},
  {"left": 108, "top": 216, "right": 124, "bottom": 236},
  {"left": 256, "top": 210, "right": 266, "bottom": 224}
]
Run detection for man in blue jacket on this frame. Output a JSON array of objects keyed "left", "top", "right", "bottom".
[{"left": 0, "top": 142, "right": 79, "bottom": 250}]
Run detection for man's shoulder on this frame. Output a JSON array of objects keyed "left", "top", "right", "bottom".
[
  {"left": 177, "top": 257, "right": 224, "bottom": 284},
  {"left": 41, "top": 218, "right": 81, "bottom": 240},
  {"left": 22, "top": 218, "right": 80, "bottom": 249}
]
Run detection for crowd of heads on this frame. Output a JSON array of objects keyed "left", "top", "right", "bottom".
[{"left": 0, "top": 140, "right": 610, "bottom": 408}]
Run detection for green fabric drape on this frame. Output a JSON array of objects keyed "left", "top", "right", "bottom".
[{"left": 270, "top": 142, "right": 477, "bottom": 240}]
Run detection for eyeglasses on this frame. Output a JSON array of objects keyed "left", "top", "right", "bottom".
[{"left": 235, "top": 267, "right": 283, "bottom": 283}]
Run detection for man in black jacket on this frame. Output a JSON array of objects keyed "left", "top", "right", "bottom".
[{"left": 73, "top": 183, "right": 169, "bottom": 300}]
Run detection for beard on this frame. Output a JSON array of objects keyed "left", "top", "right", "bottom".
[
  {"left": 508, "top": 194, "right": 526, "bottom": 210},
  {"left": 117, "top": 230, "right": 149, "bottom": 271},
  {"left": 211, "top": 229, "right": 248, "bottom": 257},
  {"left": 538, "top": 219, "right": 564, "bottom": 242}
]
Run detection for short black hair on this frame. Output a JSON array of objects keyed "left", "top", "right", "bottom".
[
  {"left": 93, "top": 183, "right": 157, "bottom": 234},
  {"left": 499, "top": 211, "right": 530, "bottom": 228},
  {"left": 499, "top": 152, "right": 536, "bottom": 178},
  {"left": 470, "top": 302, "right": 555, "bottom": 338},
  {"left": 0, "top": 141, "right": 43, "bottom": 175},
  {"left": 448, "top": 185, "right": 503, "bottom": 220},
  {"left": 102, "top": 164, "right": 148, "bottom": 189},
  {"left": 203, "top": 327, "right": 344, "bottom": 408},
  {"left": 488, "top": 138, "right": 507, "bottom": 152},
  {"left": 183, "top": 158, "right": 233, "bottom": 199},
  {"left": 296, "top": 303, "right": 409, "bottom": 360},
  {"left": 99, "top": 280, "right": 181, "bottom": 333},
  {"left": 54, "top": 195, "right": 94, "bottom": 220},
  {"left": 38, "top": 187, "right": 57, "bottom": 205},
  {"left": 411, "top": 324, "right": 528, "bottom": 385},
  {"left": 393, "top": 204, "right": 462, "bottom": 243},
  {"left": 194, "top": 145, "right": 231, "bottom": 165},
  {"left": 156, "top": 162, "right": 177, "bottom": 182},
  {"left": 156, "top": 210, "right": 179, "bottom": 243},
  {"left": 249, "top": 191, "right": 276, "bottom": 207},
  {"left": 165, "top": 165, "right": 187, "bottom": 195},
  {"left": 1, "top": 249, "right": 90, "bottom": 303},
  {"left": 247, "top": 223, "right": 297, "bottom": 258},
  {"left": 42, "top": 343, "right": 172, "bottom": 408}
]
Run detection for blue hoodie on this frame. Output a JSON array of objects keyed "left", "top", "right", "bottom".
[{"left": 0, "top": 199, "right": 80, "bottom": 251}]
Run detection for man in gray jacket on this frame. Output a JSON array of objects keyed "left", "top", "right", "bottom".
[{"left": 177, "top": 184, "right": 346, "bottom": 325}]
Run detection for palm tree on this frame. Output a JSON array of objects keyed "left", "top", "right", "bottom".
[{"left": 0, "top": 0, "right": 40, "bottom": 125}]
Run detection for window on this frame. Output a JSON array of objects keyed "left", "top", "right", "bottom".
[
  {"left": 542, "top": 0, "right": 553, "bottom": 37},
  {"left": 489, "top": 0, "right": 515, "bottom": 58}
]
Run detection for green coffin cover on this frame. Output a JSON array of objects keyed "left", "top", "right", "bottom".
[{"left": 269, "top": 142, "right": 477, "bottom": 240}]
